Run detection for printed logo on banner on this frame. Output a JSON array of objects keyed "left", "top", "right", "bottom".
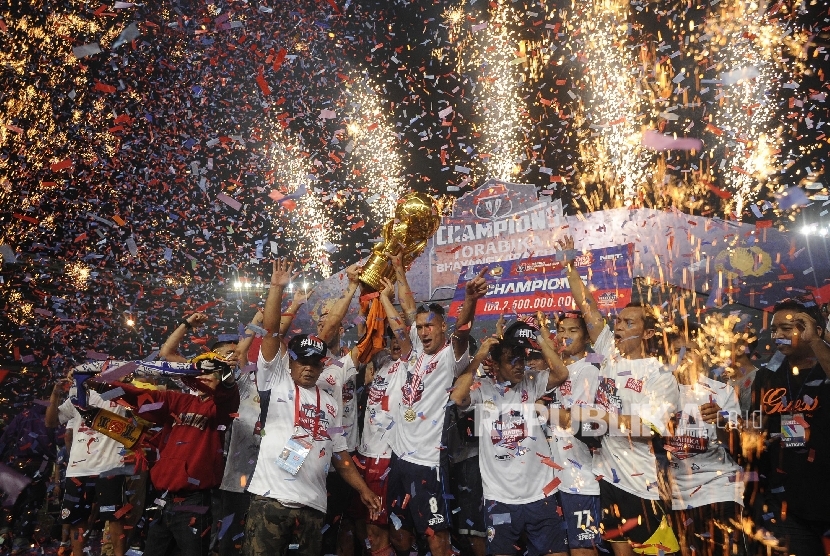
[
  {"left": 597, "top": 291, "right": 619, "bottom": 307},
  {"left": 473, "top": 183, "right": 513, "bottom": 220}
]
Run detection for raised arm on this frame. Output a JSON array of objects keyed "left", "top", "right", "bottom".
[
  {"left": 318, "top": 263, "right": 361, "bottom": 345},
  {"left": 355, "top": 299, "right": 369, "bottom": 340},
  {"left": 534, "top": 312, "right": 569, "bottom": 390},
  {"left": 452, "top": 267, "right": 489, "bottom": 359},
  {"left": 377, "top": 277, "right": 412, "bottom": 356},
  {"left": 234, "top": 310, "right": 264, "bottom": 368},
  {"left": 559, "top": 235, "right": 605, "bottom": 343},
  {"left": 160, "top": 312, "right": 208, "bottom": 363},
  {"left": 278, "top": 286, "right": 312, "bottom": 338},
  {"left": 391, "top": 251, "right": 416, "bottom": 326},
  {"left": 45, "top": 380, "right": 69, "bottom": 428},
  {"left": 261, "top": 259, "right": 294, "bottom": 362},
  {"left": 450, "top": 337, "right": 498, "bottom": 409}
]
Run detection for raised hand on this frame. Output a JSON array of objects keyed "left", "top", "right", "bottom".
[
  {"left": 292, "top": 286, "right": 313, "bottom": 307},
  {"left": 380, "top": 276, "right": 395, "bottom": 301},
  {"left": 389, "top": 249, "right": 404, "bottom": 271},
  {"left": 476, "top": 336, "right": 500, "bottom": 360},
  {"left": 794, "top": 311, "right": 823, "bottom": 345},
  {"left": 270, "top": 258, "right": 294, "bottom": 289},
  {"left": 556, "top": 235, "right": 577, "bottom": 265},
  {"left": 556, "top": 234, "right": 575, "bottom": 252},
  {"left": 345, "top": 262, "right": 362, "bottom": 284},
  {"left": 465, "top": 267, "right": 489, "bottom": 300},
  {"left": 185, "top": 312, "right": 209, "bottom": 328}
]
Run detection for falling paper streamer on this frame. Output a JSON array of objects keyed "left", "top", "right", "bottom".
[
  {"left": 641, "top": 131, "right": 703, "bottom": 152},
  {"left": 216, "top": 193, "right": 242, "bottom": 211},
  {"left": 0, "top": 244, "right": 17, "bottom": 263},
  {"left": 112, "top": 22, "right": 141, "bottom": 49},
  {"left": 218, "top": 513, "right": 235, "bottom": 539},
  {"left": 126, "top": 237, "right": 138, "bottom": 256},
  {"left": 72, "top": 43, "right": 102, "bottom": 59},
  {"left": 720, "top": 66, "right": 761, "bottom": 86},
  {"left": 0, "top": 463, "right": 32, "bottom": 508}
]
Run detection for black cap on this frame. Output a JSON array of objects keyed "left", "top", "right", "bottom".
[
  {"left": 287, "top": 334, "right": 327, "bottom": 361},
  {"left": 503, "top": 321, "right": 539, "bottom": 350},
  {"left": 192, "top": 353, "right": 233, "bottom": 377}
]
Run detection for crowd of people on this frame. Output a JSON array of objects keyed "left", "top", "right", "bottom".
[{"left": 1, "top": 239, "right": 829, "bottom": 556}]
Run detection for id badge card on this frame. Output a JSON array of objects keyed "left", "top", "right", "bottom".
[
  {"left": 780, "top": 414, "right": 806, "bottom": 448},
  {"left": 277, "top": 429, "right": 313, "bottom": 475}
]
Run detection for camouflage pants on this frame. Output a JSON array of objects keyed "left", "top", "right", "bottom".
[{"left": 242, "top": 496, "right": 325, "bottom": 556}]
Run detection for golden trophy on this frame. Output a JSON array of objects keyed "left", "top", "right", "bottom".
[{"left": 359, "top": 192, "right": 440, "bottom": 291}]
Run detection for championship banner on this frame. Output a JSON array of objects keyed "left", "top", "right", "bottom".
[
  {"left": 426, "top": 180, "right": 564, "bottom": 299},
  {"left": 447, "top": 244, "right": 634, "bottom": 320},
  {"left": 297, "top": 183, "right": 830, "bottom": 334}
]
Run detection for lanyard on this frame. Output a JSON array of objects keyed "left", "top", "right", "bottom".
[{"left": 294, "top": 384, "right": 321, "bottom": 439}]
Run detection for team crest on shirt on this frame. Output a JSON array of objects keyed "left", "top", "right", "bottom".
[
  {"left": 299, "top": 404, "right": 331, "bottom": 441},
  {"left": 490, "top": 409, "right": 529, "bottom": 459},
  {"left": 559, "top": 380, "right": 572, "bottom": 396},
  {"left": 401, "top": 360, "right": 439, "bottom": 406},
  {"left": 595, "top": 378, "right": 622, "bottom": 414},
  {"left": 325, "top": 375, "right": 336, "bottom": 386},
  {"left": 368, "top": 376, "right": 389, "bottom": 404},
  {"left": 342, "top": 379, "right": 355, "bottom": 404}
]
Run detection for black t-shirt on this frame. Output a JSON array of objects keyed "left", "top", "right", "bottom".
[{"left": 751, "top": 360, "right": 830, "bottom": 519}]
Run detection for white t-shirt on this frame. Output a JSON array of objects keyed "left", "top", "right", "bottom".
[
  {"left": 317, "top": 353, "right": 359, "bottom": 452},
  {"left": 219, "top": 372, "right": 260, "bottom": 493},
  {"left": 591, "top": 325, "right": 680, "bottom": 499},
  {"left": 359, "top": 351, "right": 406, "bottom": 459},
  {"left": 547, "top": 358, "right": 601, "bottom": 495},
  {"left": 58, "top": 390, "right": 135, "bottom": 478},
  {"left": 247, "top": 349, "right": 347, "bottom": 513},
  {"left": 667, "top": 375, "right": 744, "bottom": 509},
  {"left": 392, "top": 327, "right": 470, "bottom": 467},
  {"left": 468, "top": 370, "right": 556, "bottom": 504}
]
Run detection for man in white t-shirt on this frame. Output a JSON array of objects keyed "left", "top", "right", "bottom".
[
  {"left": 451, "top": 321, "right": 570, "bottom": 556},
  {"left": 665, "top": 329, "right": 745, "bottom": 555},
  {"left": 385, "top": 268, "right": 488, "bottom": 556},
  {"left": 243, "top": 259, "right": 380, "bottom": 556},
  {"left": 351, "top": 277, "right": 411, "bottom": 556},
  {"left": 45, "top": 364, "right": 135, "bottom": 556},
  {"left": 545, "top": 312, "right": 603, "bottom": 555},
  {"left": 559, "top": 236, "right": 680, "bottom": 556}
]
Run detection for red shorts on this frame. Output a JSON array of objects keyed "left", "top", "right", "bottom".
[{"left": 350, "top": 454, "right": 391, "bottom": 525}]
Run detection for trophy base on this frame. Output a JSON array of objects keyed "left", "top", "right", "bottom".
[{"left": 359, "top": 252, "right": 395, "bottom": 292}]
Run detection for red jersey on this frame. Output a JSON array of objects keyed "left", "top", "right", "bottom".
[{"left": 115, "top": 381, "right": 240, "bottom": 492}]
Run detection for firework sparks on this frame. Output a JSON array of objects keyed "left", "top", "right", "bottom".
[
  {"left": 65, "top": 261, "right": 91, "bottom": 291},
  {"left": 345, "top": 74, "right": 406, "bottom": 222},
  {"left": 703, "top": 0, "right": 795, "bottom": 216},
  {"left": 269, "top": 133, "right": 334, "bottom": 277},
  {"left": 568, "top": 0, "right": 655, "bottom": 207},
  {"left": 461, "top": 1, "right": 526, "bottom": 182}
]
